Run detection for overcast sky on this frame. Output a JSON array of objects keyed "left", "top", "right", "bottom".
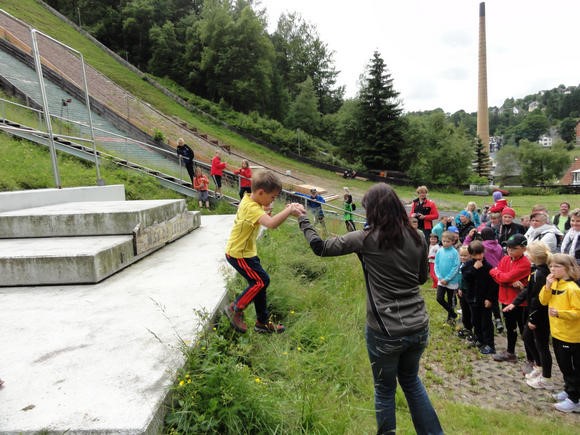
[{"left": 260, "top": 0, "right": 580, "bottom": 114}]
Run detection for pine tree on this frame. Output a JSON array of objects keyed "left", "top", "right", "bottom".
[
  {"left": 473, "top": 137, "right": 493, "bottom": 181},
  {"left": 355, "top": 51, "right": 405, "bottom": 170}
]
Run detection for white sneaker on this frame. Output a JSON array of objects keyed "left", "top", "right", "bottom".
[
  {"left": 526, "top": 376, "right": 553, "bottom": 389},
  {"left": 554, "top": 398, "right": 580, "bottom": 413},
  {"left": 524, "top": 366, "right": 542, "bottom": 380},
  {"left": 553, "top": 391, "right": 568, "bottom": 402}
]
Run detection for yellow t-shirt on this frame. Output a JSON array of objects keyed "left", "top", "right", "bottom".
[
  {"left": 225, "top": 194, "right": 265, "bottom": 258},
  {"left": 539, "top": 279, "right": 580, "bottom": 343}
]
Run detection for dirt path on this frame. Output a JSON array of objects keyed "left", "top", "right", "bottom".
[{"left": 425, "top": 331, "right": 579, "bottom": 424}]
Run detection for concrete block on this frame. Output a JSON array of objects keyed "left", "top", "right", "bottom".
[
  {"left": 0, "top": 185, "right": 126, "bottom": 212},
  {"left": 0, "top": 236, "right": 135, "bottom": 286},
  {"left": 134, "top": 211, "right": 200, "bottom": 255},
  {"left": 0, "top": 199, "right": 187, "bottom": 238}
]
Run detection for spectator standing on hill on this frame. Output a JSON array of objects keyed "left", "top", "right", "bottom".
[
  {"left": 176, "top": 138, "right": 194, "bottom": 186},
  {"left": 343, "top": 190, "right": 356, "bottom": 232},
  {"left": 224, "top": 171, "right": 303, "bottom": 334},
  {"left": 553, "top": 202, "right": 571, "bottom": 234},
  {"left": 210, "top": 151, "right": 227, "bottom": 198},
  {"left": 306, "top": 188, "right": 327, "bottom": 237},
  {"left": 234, "top": 159, "right": 252, "bottom": 199},
  {"left": 539, "top": 254, "right": 580, "bottom": 413},
  {"left": 296, "top": 183, "right": 443, "bottom": 435},
  {"left": 497, "top": 207, "right": 525, "bottom": 246},
  {"left": 410, "top": 185, "right": 439, "bottom": 242},
  {"left": 193, "top": 167, "right": 210, "bottom": 209},
  {"left": 432, "top": 216, "right": 452, "bottom": 242},
  {"left": 561, "top": 208, "right": 580, "bottom": 264},
  {"left": 490, "top": 234, "right": 532, "bottom": 363}
]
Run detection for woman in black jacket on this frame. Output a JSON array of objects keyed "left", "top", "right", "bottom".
[{"left": 297, "top": 183, "right": 442, "bottom": 435}]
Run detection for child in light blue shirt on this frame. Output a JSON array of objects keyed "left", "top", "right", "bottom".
[{"left": 435, "top": 231, "right": 461, "bottom": 325}]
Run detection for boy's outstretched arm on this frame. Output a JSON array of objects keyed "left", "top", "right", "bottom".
[{"left": 259, "top": 203, "right": 304, "bottom": 229}]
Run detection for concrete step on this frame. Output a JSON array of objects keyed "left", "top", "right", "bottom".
[
  {"left": 0, "top": 198, "right": 201, "bottom": 286},
  {"left": 0, "top": 199, "right": 191, "bottom": 238},
  {"left": 0, "top": 235, "right": 135, "bottom": 286}
]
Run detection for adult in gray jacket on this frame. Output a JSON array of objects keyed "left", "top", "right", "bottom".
[{"left": 297, "top": 183, "right": 442, "bottom": 435}]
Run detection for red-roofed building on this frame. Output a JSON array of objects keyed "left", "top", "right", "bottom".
[{"left": 560, "top": 157, "right": 580, "bottom": 185}]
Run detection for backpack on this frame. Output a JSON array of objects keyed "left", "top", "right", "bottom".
[{"left": 351, "top": 203, "right": 356, "bottom": 211}]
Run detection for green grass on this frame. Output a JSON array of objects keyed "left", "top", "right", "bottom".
[{"left": 164, "top": 220, "right": 578, "bottom": 434}]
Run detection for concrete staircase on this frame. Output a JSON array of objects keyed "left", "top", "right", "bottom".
[{"left": 0, "top": 185, "right": 200, "bottom": 286}]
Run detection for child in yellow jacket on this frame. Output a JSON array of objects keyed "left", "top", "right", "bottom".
[{"left": 539, "top": 253, "right": 580, "bottom": 413}]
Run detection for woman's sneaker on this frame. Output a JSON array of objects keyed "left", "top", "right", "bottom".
[
  {"left": 526, "top": 376, "right": 553, "bottom": 389},
  {"left": 554, "top": 398, "right": 580, "bottom": 413},
  {"left": 525, "top": 366, "right": 542, "bottom": 380},
  {"left": 254, "top": 320, "right": 285, "bottom": 334},
  {"left": 553, "top": 391, "right": 568, "bottom": 402}
]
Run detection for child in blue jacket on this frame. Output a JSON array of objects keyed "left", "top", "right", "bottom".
[{"left": 435, "top": 231, "right": 461, "bottom": 324}]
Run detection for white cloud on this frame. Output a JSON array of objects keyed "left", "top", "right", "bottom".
[{"left": 261, "top": 0, "right": 580, "bottom": 113}]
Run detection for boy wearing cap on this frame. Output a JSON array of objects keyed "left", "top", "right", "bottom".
[
  {"left": 497, "top": 207, "right": 525, "bottom": 246},
  {"left": 489, "top": 234, "right": 532, "bottom": 362}
]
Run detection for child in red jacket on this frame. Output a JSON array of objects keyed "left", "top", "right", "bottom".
[
  {"left": 234, "top": 159, "right": 252, "bottom": 199},
  {"left": 490, "top": 234, "right": 531, "bottom": 363}
]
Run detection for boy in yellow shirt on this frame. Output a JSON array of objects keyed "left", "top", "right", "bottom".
[{"left": 224, "top": 171, "right": 304, "bottom": 333}]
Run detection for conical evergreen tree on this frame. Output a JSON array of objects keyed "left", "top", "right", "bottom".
[
  {"left": 356, "top": 51, "right": 405, "bottom": 170},
  {"left": 473, "top": 137, "right": 493, "bottom": 181}
]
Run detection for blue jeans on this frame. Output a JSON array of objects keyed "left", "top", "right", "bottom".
[{"left": 365, "top": 326, "right": 443, "bottom": 435}]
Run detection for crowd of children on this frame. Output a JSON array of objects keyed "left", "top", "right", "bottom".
[{"left": 430, "top": 197, "right": 580, "bottom": 414}]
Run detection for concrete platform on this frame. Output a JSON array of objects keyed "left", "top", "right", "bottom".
[
  {"left": 0, "top": 236, "right": 135, "bottom": 286},
  {"left": 0, "top": 214, "right": 235, "bottom": 434},
  {"left": 0, "top": 200, "right": 192, "bottom": 238}
]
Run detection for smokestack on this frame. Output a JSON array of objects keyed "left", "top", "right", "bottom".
[{"left": 477, "top": 2, "right": 490, "bottom": 153}]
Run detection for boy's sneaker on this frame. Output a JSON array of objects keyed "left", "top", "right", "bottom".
[
  {"left": 553, "top": 391, "right": 568, "bottom": 402},
  {"left": 554, "top": 398, "right": 580, "bottom": 413},
  {"left": 494, "top": 318, "right": 504, "bottom": 333},
  {"left": 254, "top": 320, "right": 286, "bottom": 334},
  {"left": 479, "top": 345, "right": 496, "bottom": 355},
  {"left": 493, "top": 350, "right": 517, "bottom": 363},
  {"left": 446, "top": 318, "right": 456, "bottom": 327},
  {"left": 525, "top": 366, "right": 542, "bottom": 380},
  {"left": 526, "top": 376, "right": 553, "bottom": 389},
  {"left": 457, "top": 328, "right": 471, "bottom": 338},
  {"left": 224, "top": 303, "right": 247, "bottom": 333}
]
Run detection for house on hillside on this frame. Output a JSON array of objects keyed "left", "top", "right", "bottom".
[
  {"left": 577, "top": 120, "right": 580, "bottom": 147},
  {"left": 539, "top": 135, "right": 552, "bottom": 147},
  {"left": 559, "top": 157, "right": 580, "bottom": 185}
]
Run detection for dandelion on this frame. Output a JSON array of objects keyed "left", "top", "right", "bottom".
[
  {"left": 179, "top": 380, "right": 185, "bottom": 387},
  {"left": 213, "top": 327, "right": 217, "bottom": 331},
  {"left": 254, "top": 377, "right": 262, "bottom": 383},
  {"left": 319, "top": 336, "right": 325, "bottom": 341},
  {"left": 290, "top": 310, "right": 295, "bottom": 315},
  {"left": 297, "top": 346, "right": 302, "bottom": 352}
]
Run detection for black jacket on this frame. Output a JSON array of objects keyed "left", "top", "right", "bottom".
[
  {"left": 512, "top": 264, "right": 549, "bottom": 326},
  {"left": 461, "top": 258, "right": 498, "bottom": 306}
]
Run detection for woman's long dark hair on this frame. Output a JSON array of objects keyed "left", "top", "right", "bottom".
[{"left": 362, "top": 183, "right": 423, "bottom": 249}]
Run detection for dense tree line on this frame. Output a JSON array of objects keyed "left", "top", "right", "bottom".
[{"left": 46, "top": 0, "right": 575, "bottom": 186}]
